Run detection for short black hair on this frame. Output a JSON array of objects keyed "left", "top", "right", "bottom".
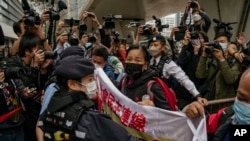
[
  {"left": 198, "top": 31, "right": 209, "bottom": 42},
  {"left": 214, "top": 33, "right": 231, "bottom": 42},
  {"left": 92, "top": 46, "right": 109, "bottom": 61},
  {"left": 13, "top": 20, "right": 22, "bottom": 36},
  {"left": 19, "top": 32, "right": 42, "bottom": 57},
  {"left": 126, "top": 45, "right": 150, "bottom": 63}
]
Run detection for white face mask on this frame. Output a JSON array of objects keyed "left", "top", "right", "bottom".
[
  {"left": 78, "top": 81, "right": 97, "bottom": 99},
  {"left": 192, "top": 14, "right": 202, "bottom": 22},
  {"left": 219, "top": 42, "right": 228, "bottom": 51},
  {"left": 94, "top": 63, "right": 104, "bottom": 69},
  {"left": 148, "top": 46, "right": 161, "bottom": 57}
]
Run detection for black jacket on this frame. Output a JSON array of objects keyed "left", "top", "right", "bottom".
[
  {"left": 39, "top": 91, "right": 138, "bottom": 141},
  {"left": 121, "top": 69, "right": 171, "bottom": 110},
  {"left": 5, "top": 55, "right": 45, "bottom": 123}
]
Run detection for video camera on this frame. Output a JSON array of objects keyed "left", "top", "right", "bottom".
[
  {"left": 44, "top": 8, "right": 60, "bottom": 21},
  {"left": 102, "top": 14, "right": 122, "bottom": 29},
  {"left": 205, "top": 41, "right": 222, "bottom": 56},
  {"left": 213, "top": 19, "right": 237, "bottom": 38},
  {"left": 152, "top": 15, "right": 169, "bottom": 32},
  {"left": 0, "top": 61, "right": 25, "bottom": 80},
  {"left": 22, "top": 0, "right": 41, "bottom": 26}
]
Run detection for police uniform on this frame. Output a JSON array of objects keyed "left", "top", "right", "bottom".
[
  {"left": 38, "top": 56, "right": 138, "bottom": 141},
  {"left": 149, "top": 35, "right": 200, "bottom": 98}
]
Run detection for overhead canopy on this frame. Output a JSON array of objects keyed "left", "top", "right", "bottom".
[{"left": 87, "top": 0, "right": 185, "bottom": 22}]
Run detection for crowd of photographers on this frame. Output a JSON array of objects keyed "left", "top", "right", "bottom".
[{"left": 0, "top": 0, "right": 250, "bottom": 140}]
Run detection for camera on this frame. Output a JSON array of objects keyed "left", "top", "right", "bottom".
[
  {"left": 190, "top": 0, "right": 198, "bottom": 8},
  {"left": 22, "top": 0, "right": 41, "bottom": 26},
  {"left": 0, "top": 61, "right": 25, "bottom": 79},
  {"left": 190, "top": 31, "right": 199, "bottom": 40},
  {"left": 141, "top": 24, "right": 153, "bottom": 37},
  {"left": 102, "top": 14, "right": 122, "bottom": 29},
  {"left": 152, "top": 15, "right": 169, "bottom": 32},
  {"left": 174, "top": 26, "right": 187, "bottom": 41},
  {"left": 44, "top": 9, "right": 60, "bottom": 21},
  {"left": 87, "top": 12, "right": 95, "bottom": 18},
  {"left": 213, "top": 19, "right": 237, "bottom": 38},
  {"left": 242, "top": 56, "right": 250, "bottom": 66},
  {"left": 44, "top": 51, "right": 57, "bottom": 59},
  {"left": 205, "top": 41, "right": 222, "bottom": 55},
  {"left": 24, "top": 10, "right": 41, "bottom": 26},
  {"left": 88, "top": 34, "right": 97, "bottom": 43}
]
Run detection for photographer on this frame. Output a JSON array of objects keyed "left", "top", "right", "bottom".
[
  {"left": 133, "top": 25, "right": 158, "bottom": 45},
  {"left": 195, "top": 33, "right": 241, "bottom": 113},
  {"left": 180, "top": 0, "right": 211, "bottom": 33},
  {"left": 109, "top": 32, "right": 127, "bottom": 64},
  {"left": 5, "top": 32, "right": 52, "bottom": 141},
  {"left": 175, "top": 30, "right": 209, "bottom": 108},
  {"left": 10, "top": 16, "right": 52, "bottom": 55}
]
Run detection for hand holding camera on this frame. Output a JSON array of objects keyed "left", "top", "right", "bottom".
[
  {"left": 40, "top": 11, "right": 50, "bottom": 24},
  {"left": 22, "top": 87, "right": 37, "bottom": 99}
]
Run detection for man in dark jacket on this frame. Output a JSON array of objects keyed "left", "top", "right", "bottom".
[
  {"left": 38, "top": 55, "right": 137, "bottom": 141},
  {"left": 213, "top": 68, "right": 250, "bottom": 141},
  {"left": 5, "top": 32, "right": 52, "bottom": 141}
]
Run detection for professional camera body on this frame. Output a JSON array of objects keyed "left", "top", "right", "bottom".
[
  {"left": 190, "top": 31, "right": 199, "bottom": 40},
  {"left": 24, "top": 10, "right": 41, "bottom": 26},
  {"left": 205, "top": 41, "right": 222, "bottom": 55},
  {"left": 141, "top": 24, "right": 153, "bottom": 37},
  {"left": 0, "top": 61, "right": 25, "bottom": 80},
  {"left": 190, "top": 0, "right": 198, "bottom": 8},
  {"left": 152, "top": 15, "right": 169, "bottom": 32},
  {"left": 22, "top": 0, "right": 41, "bottom": 26}
]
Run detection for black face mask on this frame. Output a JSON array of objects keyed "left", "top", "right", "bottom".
[{"left": 125, "top": 63, "right": 144, "bottom": 78}]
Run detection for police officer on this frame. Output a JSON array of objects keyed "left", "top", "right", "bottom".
[
  {"left": 38, "top": 55, "right": 137, "bottom": 141},
  {"left": 148, "top": 34, "right": 208, "bottom": 106}
]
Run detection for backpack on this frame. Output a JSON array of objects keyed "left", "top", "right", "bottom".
[{"left": 121, "top": 76, "right": 177, "bottom": 111}]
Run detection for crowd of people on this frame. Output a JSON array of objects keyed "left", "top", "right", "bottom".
[{"left": 0, "top": 0, "right": 250, "bottom": 141}]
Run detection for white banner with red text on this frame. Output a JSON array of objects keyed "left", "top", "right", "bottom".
[{"left": 95, "top": 68, "right": 207, "bottom": 141}]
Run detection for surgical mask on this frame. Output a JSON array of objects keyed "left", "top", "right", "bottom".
[
  {"left": 148, "top": 46, "right": 161, "bottom": 57},
  {"left": 78, "top": 81, "right": 97, "bottom": 99},
  {"left": 233, "top": 97, "right": 250, "bottom": 124},
  {"left": 125, "top": 63, "right": 143, "bottom": 78},
  {"left": 219, "top": 42, "right": 228, "bottom": 51},
  {"left": 192, "top": 14, "right": 202, "bottom": 22}
]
